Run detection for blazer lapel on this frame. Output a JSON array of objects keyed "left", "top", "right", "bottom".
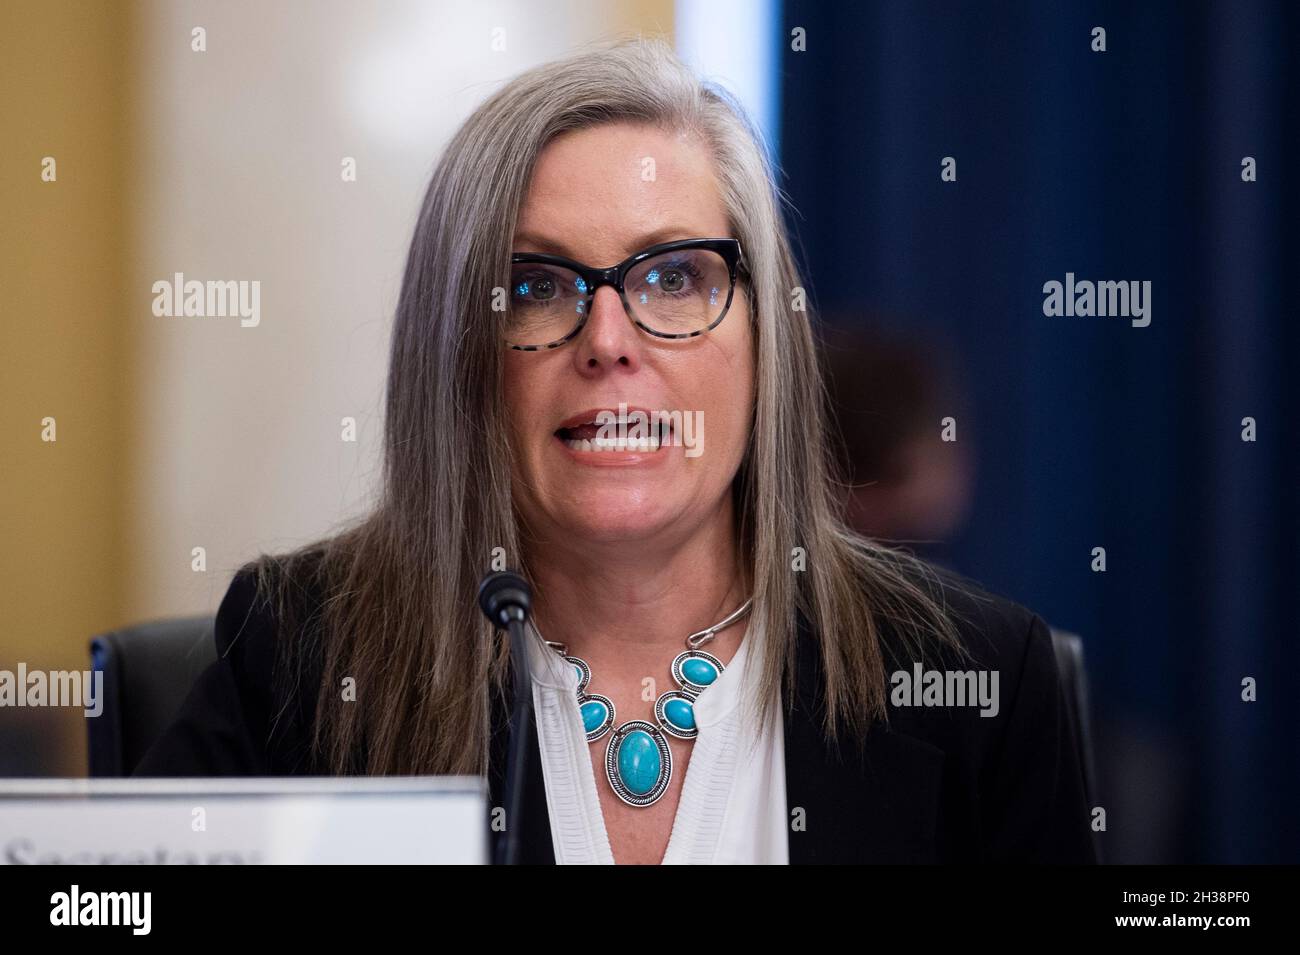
[{"left": 783, "top": 616, "right": 949, "bottom": 863}]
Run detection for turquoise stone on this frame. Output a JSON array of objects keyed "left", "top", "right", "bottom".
[
  {"left": 664, "top": 698, "right": 695, "bottom": 731},
  {"left": 580, "top": 699, "right": 608, "bottom": 733},
  {"left": 617, "top": 730, "right": 661, "bottom": 795},
  {"left": 681, "top": 657, "right": 719, "bottom": 687},
  {"left": 573, "top": 664, "right": 584, "bottom": 683}
]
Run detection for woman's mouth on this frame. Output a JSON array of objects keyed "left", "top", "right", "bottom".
[{"left": 553, "top": 411, "right": 675, "bottom": 454}]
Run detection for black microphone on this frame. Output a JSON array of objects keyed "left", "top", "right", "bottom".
[
  {"left": 478, "top": 571, "right": 532, "bottom": 628},
  {"left": 477, "top": 570, "right": 534, "bottom": 865}
]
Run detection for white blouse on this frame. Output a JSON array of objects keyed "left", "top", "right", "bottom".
[{"left": 525, "top": 614, "right": 789, "bottom": 864}]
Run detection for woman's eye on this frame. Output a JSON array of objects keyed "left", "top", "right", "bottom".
[
  {"left": 646, "top": 263, "right": 697, "bottom": 294},
  {"left": 514, "top": 276, "right": 556, "bottom": 302},
  {"left": 658, "top": 269, "right": 686, "bottom": 292}
]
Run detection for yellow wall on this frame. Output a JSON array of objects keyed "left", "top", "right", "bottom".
[{"left": 0, "top": 2, "right": 132, "bottom": 774}]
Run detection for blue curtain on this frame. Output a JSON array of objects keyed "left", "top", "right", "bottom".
[{"left": 778, "top": 0, "right": 1298, "bottom": 863}]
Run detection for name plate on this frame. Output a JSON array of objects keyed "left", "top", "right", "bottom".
[{"left": 0, "top": 778, "right": 486, "bottom": 864}]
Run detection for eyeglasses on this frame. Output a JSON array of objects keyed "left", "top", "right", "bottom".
[{"left": 505, "top": 238, "right": 746, "bottom": 351}]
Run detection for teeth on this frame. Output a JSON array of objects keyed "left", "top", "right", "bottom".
[{"left": 563, "top": 434, "right": 662, "bottom": 452}]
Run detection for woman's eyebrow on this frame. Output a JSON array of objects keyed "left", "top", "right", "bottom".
[
  {"left": 625, "top": 227, "right": 706, "bottom": 253},
  {"left": 511, "top": 227, "right": 711, "bottom": 262},
  {"left": 511, "top": 231, "right": 572, "bottom": 257}
]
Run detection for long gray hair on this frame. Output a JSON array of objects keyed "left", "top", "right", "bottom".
[{"left": 251, "top": 37, "right": 957, "bottom": 776}]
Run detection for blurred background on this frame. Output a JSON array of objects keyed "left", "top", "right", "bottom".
[{"left": 1, "top": 0, "right": 1295, "bottom": 863}]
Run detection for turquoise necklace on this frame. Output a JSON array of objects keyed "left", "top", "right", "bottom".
[{"left": 537, "top": 597, "right": 753, "bottom": 808}]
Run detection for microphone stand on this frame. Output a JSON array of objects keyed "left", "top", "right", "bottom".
[
  {"left": 477, "top": 571, "right": 534, "bottom": 866},
  {"left": 498, "top": 612, "right": 533, "bottom": 865}
]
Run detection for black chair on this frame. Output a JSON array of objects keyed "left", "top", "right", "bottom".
[
  {"left": 1049, "top": 627, "right": 1102, "bottom": 860},
  {"left": 88, "top": 615, "right": 216, "bottom": 776}
]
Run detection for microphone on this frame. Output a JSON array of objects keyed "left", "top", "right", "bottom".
[
  {"left": 476, "top": 570, "right": 534, "bottom": 865},
  {"left": 477, "top": 571, "right": 532, "bottom": 628}
]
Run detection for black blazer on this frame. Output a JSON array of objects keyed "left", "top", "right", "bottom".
[{"left": 135, "top": 562, "right": 1098, "bottom": 864}]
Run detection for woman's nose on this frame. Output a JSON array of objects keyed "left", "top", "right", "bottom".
[{"left": 572, "top": 286, "right": 642, "bottom": 374}]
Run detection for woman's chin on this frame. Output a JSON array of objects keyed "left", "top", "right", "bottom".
[{"left": 547, "top": 499, "right": 683, "bottom": 546}]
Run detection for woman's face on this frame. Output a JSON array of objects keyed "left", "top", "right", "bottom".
[{"left": 504, "top": 122, "right": 755, "bottom": 550}]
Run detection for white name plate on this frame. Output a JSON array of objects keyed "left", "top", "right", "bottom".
[{"left": 0, "top": 778, "right": 486, "bottom": 864}]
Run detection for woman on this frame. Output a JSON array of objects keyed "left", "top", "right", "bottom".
[{"left": 138, "top": 39, "right": 1096, "bottom": 865}]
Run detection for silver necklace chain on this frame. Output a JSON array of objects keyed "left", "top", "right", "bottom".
[{"left": 534, "top": 596, "right": 754, "bottom": 655}]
